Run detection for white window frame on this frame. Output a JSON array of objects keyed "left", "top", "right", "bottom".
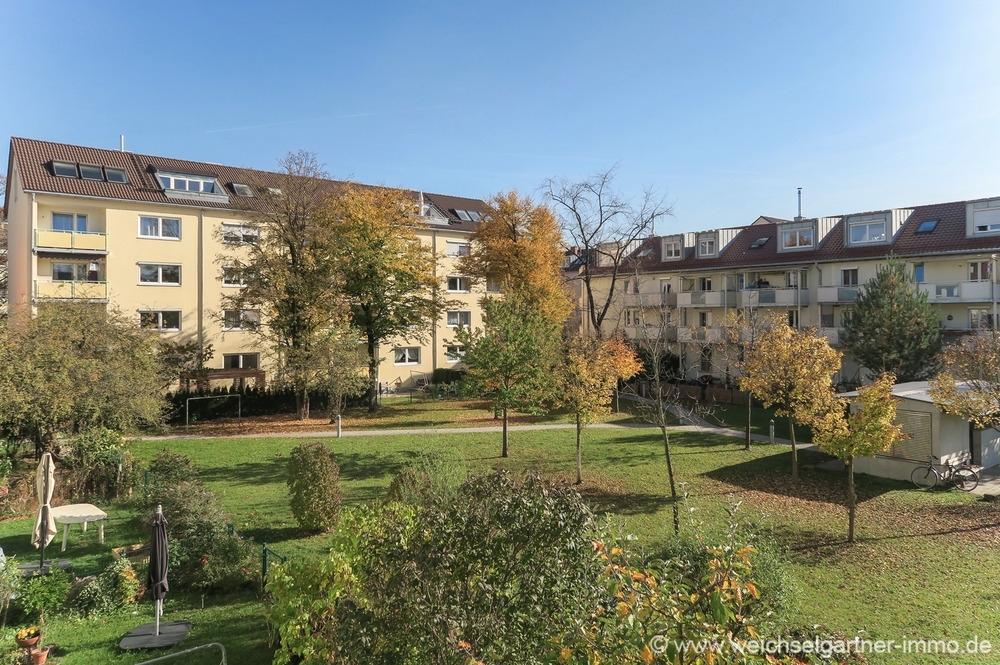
[
  {"left": 52, "top": 212, "right": 88, "bottom": 233},
  {"left": 157, "top": 172, "right": 221, "bottom": 194},
  {"left": 446, "top": 241, "right": 470, "bottom": 258},
  {"left": 222, "top": 222, "right": 259, "bottom": 245},
  {"left": 52, "top": 261, "right": 96, "bottom": 282},
  {"left": 223, "top": 309, "right": 260, "bottom": 331},
  {"left": 446, "top": 310, "right": 472, "bottom": 328},
  {"left": 445, "top": 345, "right": 465, "bottom": 363},
  {"left": 781, "top": 228, "right": 814, "bottom": 249},
  {"left": 222, "top": 266, "right": 247, "bottom": 287},
  {"left": 849, "top": 221, "right": 886, "bottom": 245},
  {"left": 699, "top": 238, "right": 716, "bottom": 257},
  {"left": 138, "top": 263, "right": 181, "bottom": 285},
  {"left": 446, "top": 275, "right": 471, "bottom": 292},
  {"left": 970, "top": 309, "right": 994, "bottom": 331},
  {"left": 662, "top": 239, "right": 681, "bottom": 259},
  {"left": 969, "top": 261, "right": 992, "bottom": 282},
  {"left": 842, "top": 268, "right": 859, "bottom": 286},
  {"left": 139, "top": 215, "right": 181, "bottom": 240},
  {"left": 394, "top": 347, "right": 421, "bottom": 365},
  {"left": 223, "top": 353, "right": 259, "bottom": 369},
  {"left": 139, "top": 310, "right": 181, "bottom": 332}
]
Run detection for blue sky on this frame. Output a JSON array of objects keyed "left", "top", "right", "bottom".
[{"left": 4, "top": 1, "right": 1000, "bottom": 233}]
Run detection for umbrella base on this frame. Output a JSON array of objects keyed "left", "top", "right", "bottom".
[{"left": 119, "top": 621, "right": 192, "bottom": 650}]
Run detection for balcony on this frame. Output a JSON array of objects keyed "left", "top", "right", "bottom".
[
  {"left": 34, "top": 280, "right": 108, "bottom": 301},
  {"left": 818, "top": 327, "right": 841, "bottom": 346},
  {"left": 35, "top": 229, "right": 108, "bottom": 253},
  {"left": 676, "top": 290, "right": 738, "bottom": 308},
  {"left": 677, "top": 326, "right": 725, "bottom": 344},
  {"left": 817, "top": 286, "right": 860, "bottom": 304},
  {"left": 625, "top": 292, "right": 677, "bottom": 307},
  {"left": 624, "top": 324, "right": 678, "bottom": 342},
  {"left": 740, "top": 288, "right": 809, "bottom": 307},
  {"left": 919, "top": 281, "right": 994, "bottom": 303}
]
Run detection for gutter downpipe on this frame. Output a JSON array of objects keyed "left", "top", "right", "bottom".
[
  {"left": 993, "top": 254, "right": 998, "bottom": 331},
  {"left": 197, "top": 210, "right": 204, "bottom": 363}
]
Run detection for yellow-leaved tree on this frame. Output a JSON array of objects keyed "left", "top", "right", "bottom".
[
  {"left": 560, "top": 335, "right": 642, "bottom": 484},
  {"left": 459, "top": 190, "right": 573, "bottom": 328},
  {"left": 813, "top": 373, "right": 905, "bottom": 543},
  {"left": 739, "top": 325, "right": 841, "bottom": 480},
  {"left": 929, "top": 331, "right": 1000, "bottom": 431}
]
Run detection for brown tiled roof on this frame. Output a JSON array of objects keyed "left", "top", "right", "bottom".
[{"left": 6, "top": 137, "right": 484, "bottom": 226}]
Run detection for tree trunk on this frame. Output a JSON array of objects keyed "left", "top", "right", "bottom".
[
  {"left": 501, "top": 405, "right": 509, "bottom": 458},
  {"left": 848, "top": 456, "right": 856, "bottom": 543},
  {"left": 744, "top": 389, "right": 752, "bottom": 450},
  {"left": 789, "top": 416, "right": 798, "bottom": 480},
  {"left": 575, "top": 414, "right": 583, "bottom": 485},
  {"left": 662, "top": 426, "right": 679, "bottom": 535},
  {"left": 295, "top": 382, "right": 310, "bottom": 420},
  {"left": 367, "top": 335, "right": 379, "bottom": 414}
]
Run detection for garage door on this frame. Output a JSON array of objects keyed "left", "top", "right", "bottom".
[{"left": 881, "top": 409, "right": 932, "bottom": 462}]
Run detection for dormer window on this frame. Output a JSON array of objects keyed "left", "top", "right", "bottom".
[
  {"left": 972, "top": 199, "right": 1000, "bottom": 234},
  {"left": 53, "top": 161, "right": 78, "bottom": 178},
  {"left": 158, "top": 173, "right": 219, "bottom": 194},
  {"left": 781, "top": 228, "right": 813, "bottom": 249},
  {"left": 661, "top": 237, "right": 682, "bottom": 260},
  {"left": 698, "top": 237, "right": 716, "bottom": 257},
  {"left": 849, "top": 220, "right": 886, "bottom": 244}
]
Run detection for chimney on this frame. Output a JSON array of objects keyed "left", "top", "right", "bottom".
[{"left": 794, "top": 187, "right": 803, "bottom": 221}]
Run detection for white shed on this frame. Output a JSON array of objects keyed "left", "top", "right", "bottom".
[{"left": 849, "top": 382, "right": 1000, "bottom": 482}]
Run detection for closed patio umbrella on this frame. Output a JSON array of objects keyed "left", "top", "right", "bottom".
[
  {"left": 30, "top": 453, "right": 56, "bottom": 570},
  {"left": 147, "top": 505, "right": 168, "bottom": 636}
]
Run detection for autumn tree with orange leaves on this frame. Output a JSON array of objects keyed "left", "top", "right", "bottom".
[{"left": 560, "top": 335, "right": 642, "bottom": 484}]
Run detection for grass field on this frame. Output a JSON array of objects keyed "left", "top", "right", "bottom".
[{"left": 0, "top": 400, "right": 998, "bottom": 663}]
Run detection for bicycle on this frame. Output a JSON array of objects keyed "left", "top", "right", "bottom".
[{"left": 910, "top": 455, "right": 979, "bottom": 491}]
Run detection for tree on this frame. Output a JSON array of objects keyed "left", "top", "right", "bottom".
[
  {"left": 220, "top": 151, "right": 345, "bottom": 419},
  {"left": 840, "top": 259, "right": 943, "bottom": 382},
  {"left": 323, "top": 184, "right": 445, "bottom": 413},
  {"left": 458, "top": 190, "right": 572, "bottom": 327},
  {"left": 545, "top": 167, "right": 671, "bottom": 336},
  {"left": 929, "top": 330, "right": 1000, "bottom": 430},
  {"left": 725, "top": 308, "right": 786, "bottom": 451},
  {"left": 452, "top": 292, "right": 562, "bottom": 457},
  {"left": 317, "top": 331, "right": 369, "bottom": 424},
  {"left": 560, "top": 335, "right": 643, "bottom": 484},
  {"left": 813, "top": 374, "right": 905, "bottom": 542},
  {"left": 739, "top": 325, "right": 841, "bottom": 480},
  {"left": 0, "top": 304, "right": 163, "bottom": 454}
]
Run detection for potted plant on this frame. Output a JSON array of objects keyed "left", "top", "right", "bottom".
[
  {"left": 15, "top": 625, "right": 40, "bottom": 648},
  {"left": 30, "top": 645, "right": 49, "bottom": 664}
]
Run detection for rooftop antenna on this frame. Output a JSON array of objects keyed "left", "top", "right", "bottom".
[
  {"left": 795, "top": 187, "right": 803, "bottom": 221},
  {"left": 120, "top": 134, "right": 125, "bottom": 152}
]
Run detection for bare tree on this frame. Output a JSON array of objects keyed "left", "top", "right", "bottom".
[{"left": 545, "top": 167, "right": 672, "bottom": 336}]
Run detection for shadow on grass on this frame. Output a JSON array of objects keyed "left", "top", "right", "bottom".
[{"left": 581, "top": 489, "right": 676, "bottom": 516}]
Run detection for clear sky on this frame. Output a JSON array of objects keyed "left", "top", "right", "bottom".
[{"left": 3, "top": 0, "right": 999, "bottom": 233}]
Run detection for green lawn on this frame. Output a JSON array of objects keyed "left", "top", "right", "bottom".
[{"left": 1, "top": 411, "right": 998, "bottom": 663}]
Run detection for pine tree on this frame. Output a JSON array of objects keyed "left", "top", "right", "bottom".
[{"left": 840, "top": 259, "right": 942, "bottom": 382}]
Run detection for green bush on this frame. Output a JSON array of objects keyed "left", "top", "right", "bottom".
[
  {"left": 384, "top": 467, "right": 432, "bottom": 506},
  {"left": 146, "top": 450, "right": 199, "bottom": 487},
  {"left": 67, "top": 557, "right": 141, "bottom": 617},
  {"left": 18, "top": 569, "right": 71, "bottom": 622},
  {"left": 64, "top": 428, "right": 139, "bottom": 501},
  {"left": 287, "top": 443, "right": 342, "bottom": 532}
]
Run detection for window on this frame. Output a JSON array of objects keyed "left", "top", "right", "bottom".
[
  {"left": 913, "top": 263, "right": 925, "bottom": 283},
  {"left": 821, "top": 305, "right": 835, "bottom": 328},
  {"left": 157, "top": 172, "right": 219, "bottom": 194},
  {"left": 231, "top": 183, "right": 254, "bottom": 197},
  {"left": 394, "top": 347, "right": 420, "bottom": 365},
  {"left": 52, "top": 212, "right": 88, "bottom": 232},
  {"left": 781, "top": 228, "right": 814, "bottom": 249},
  {"left": 446, "top": 241, "right": 470, "bottom": 258},
  {"left": 105, "top": 168, "right": 128, "bottom": 184},
  {"left": 79, "top": 164, "right": 103, "bottom": 180},
  {"left": 139, "top": 263, "right": 181, "bottom": 284},
  {"left": 698, "top": 276, "right": 712, "bottom": 291},
  {"left": 749, "top": 237, "right": 769, "bottom": 249},
  {"left": 486, "top": 279, "right": 502, "bottom": 293},
  {"left": 224, "top": 353, "right": 259, "bottom": 369},
  {"left": 660, "top": 279, "right": 672, "bottom": 294},
  {"left": 453, "top": 209, "right": 472, "bottom": 221},
  {"left": 447, "top": 276, "right": 471, "bottom": 292},
  {"left": 849, "top": 221, "right": 886, "bottom": 244},
  {"left": 445, "top": 345, "right": 465, "bottom": 363},
  {"left": 971, "top": 309, "right": 994, "bottom": 331},
  {"left": 139, "top": 216, "right": 181, "bottom": 239},
  {"left": 787, "top": 271, "right": 806, "bottom": 288},
  {"left": 446, "top": 310, "right": 471, "bottom": 327},
  {"left": 662, "top": 240, "right": 682, "bottom": 259},
  {"left": 916, "top": 220, "right": 939, "bottom": 234},
  {"left": 52, "top": 262, "right": 97, "bottom": 282},
  {"left": 698, "top": 311, "right": 711, "bottom": 327},
  {"left": 223, "top": 309, "right": 260, "bottom": 330},
  {"left": 222, "top": 267, "right": 246, "bottom": 287},
  {"left": 700, "top": 348, "right": 712, "bottom": 372},
  {"left": 52, "top": 161, "right": 78, "bottom": 178},
  {"left": 222, "top": 223, "right": 259, "bottom": 244},
  {"left": 699, "top": 238, "right": 716, "bottom": 256},
  {"left": 625, "top": 309, "right": 641, "bottom": 326},
  {"left": 139, "top": 310, "right": 181, "bottom": 331},
  {"left": 970, "top": 261, "right": 992, "bottom": 282},
  {"left": 842, "top": 269, "right": 859, "bottom": 286}
]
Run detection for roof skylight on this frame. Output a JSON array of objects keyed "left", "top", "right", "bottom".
[
  {"left": 232, "top": 183, "right": 254, "bottom": 197},
  {"left": 52, "top": 161, "right": 78, "bottom": 178},
  {"left": 915, "top": 219, "right": 939, "bottom": 234},
  {"left": 454, "top": 209, "right": 472, "bottom": 221},
  {"left": 749, "top": 237, "right": 770, "bottom": 249}
]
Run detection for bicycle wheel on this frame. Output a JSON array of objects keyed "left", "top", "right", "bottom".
[
  {"left": 954, "top": 468, "right": 979, "bottom": 492},
  {"left": 911, "top": 465, "right": 939, "bottom": 489}
]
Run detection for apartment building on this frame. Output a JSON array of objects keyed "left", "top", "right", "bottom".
[
  {"left": 2, "top": 137, "right": 487, "bottom": 389},
  {"left": 591, "top": 198, "right": 1000, "bottom": 387}
]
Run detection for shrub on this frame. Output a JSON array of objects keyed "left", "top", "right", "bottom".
[
  {"left": 146, "top": 450, "right": 199, "bottom": 487},
  {"left": 384, "top": 467, "right": 432, "bottom": 506},
  {"left": 64, "top": 428, "right": 139, "bottom": 501},
  {"left": 18, "top": 569, "right": 71, "bottom": 622},
  {"left": 67, "top": 557, "right": 141, "bottom": 617},
  {"left": 287, "top": 443, "right": 342, "bottom": 532}
]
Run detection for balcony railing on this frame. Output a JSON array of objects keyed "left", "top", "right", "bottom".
[
  {"left": 624, "top": 324, "right": 678, "bottom": 342},
  {"left": 919, "top": 281, "right": 994, "bottom": 303},
  {"left": 35, "top": 229, "right": 108, "bottom": 252},
  {"left": 624, "top": 292, "right": 677, "bottom": 307},
  {"left": 34, "top": 280, "right": 108, "bottom": 301},
  {"left": 676, "top": 290, "right": 738, "bottom": 308},
  {"left": 818, "top": 327, "right": 841, "bottom": 346},
  {"left": 740, "top": 288, "right": 809, "bottom": 307},
  {"left": 817, "top": 286, "right": 860, "bottom": 304},
  {"left": 677, "top": 326, "right": 725, "bottom": 344}
]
